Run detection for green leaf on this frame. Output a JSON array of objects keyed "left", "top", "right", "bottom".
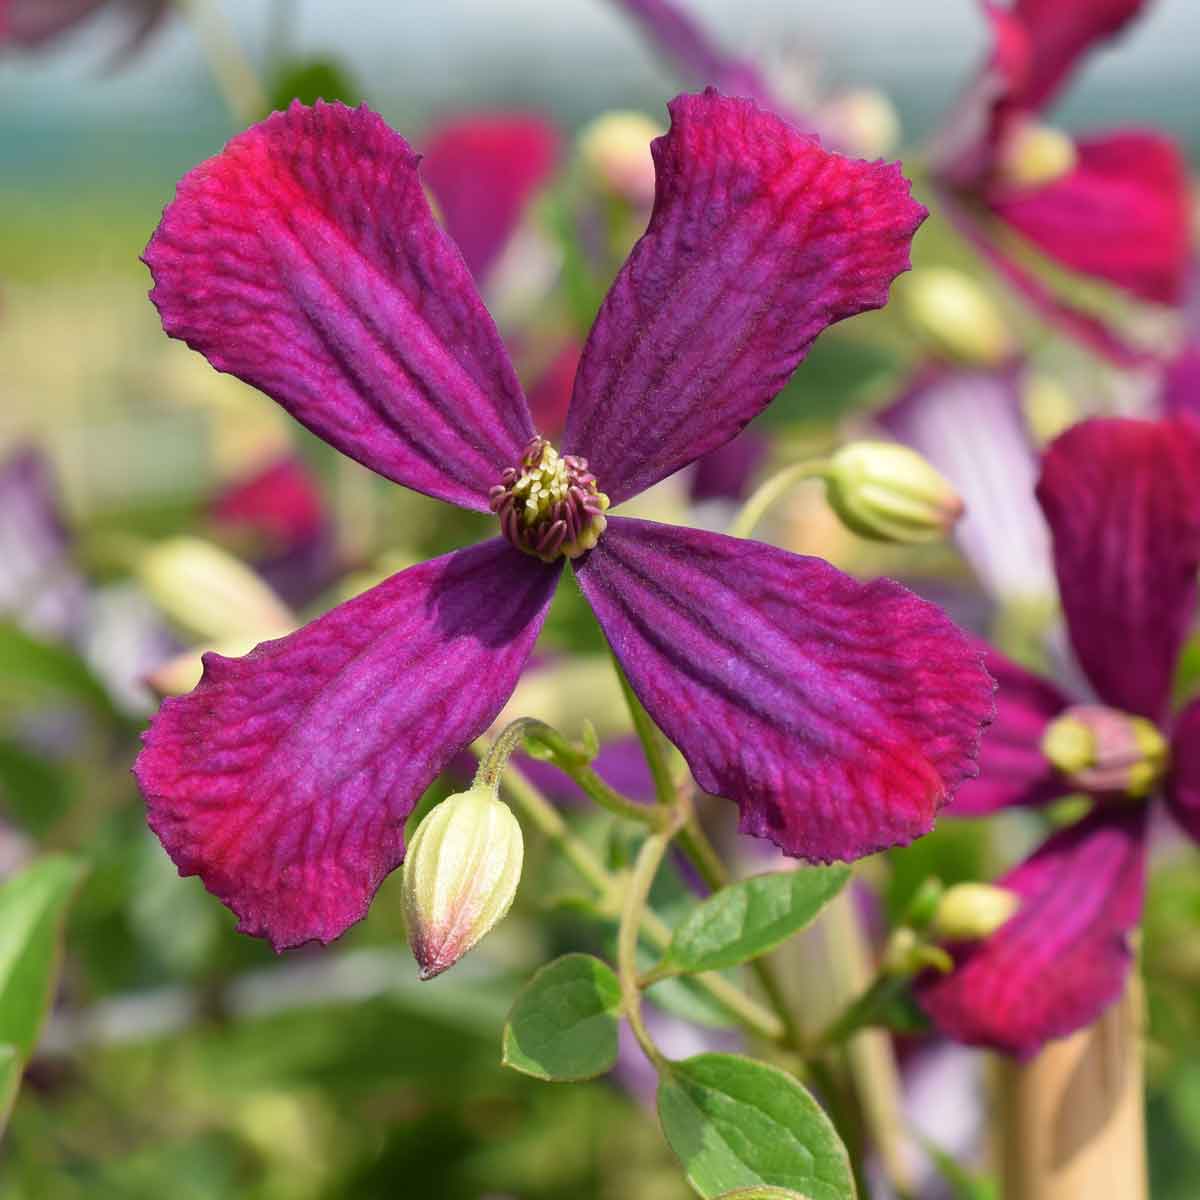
[
  {"left": 0, "top": 1043, "right": 21, "bottom": 1134},
  {"left": 0, "top": 855, "right": 85, "bottom": 1057},
  {"left": 268, "top": 56, "right": 362, "bottom": 109},
  {"left": 0, "top": 622, "right": 117, "bottom": 720},
  {"left": 657, "top": 1053, "right": 855, "bottom": 1200},
  {"left": 659, "top": 868, "right": 849, "bottom": 976},
  {"left": 502, "top": 953, "right": 622, "bottom": 1082},
  {"left": 715, "top": 1189, "right": 814, "bottom": 1200}
]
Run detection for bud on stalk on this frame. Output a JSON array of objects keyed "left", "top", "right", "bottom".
[
  {"left": 930, "top": 882, "right": 1020, "bottom": 942},
  {"left": 899, "top": 267, "right": 1013, "bottom": 366},
  {"left": 824, "top": 442, "right": 965, "bottom": 543},
  {"left": 402, "top": 785, "right": 524, "bottom": 980}
]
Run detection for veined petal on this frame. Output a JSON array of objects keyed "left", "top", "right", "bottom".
[
  {"left": 574, "top": 517, "right": 993, "bottom": 862},
  {"left": 1005, "top": 0, "right": 1150, "bottom": 113},
  {"left": 989, "top": 132, "right": 1191, "bottom": 305},
  {"left": 422, "top": 113, "right": 559, "bottom": 283},
  {"left": 950, "top": 641, "right": 1073, "bottom": 815},
  {"left": 134, "top": 539, "right": 558, "bottom": 950},
  {"left": 1165, "top": 698, "right": 1200, "bottom": 844},
  {"left": 1037, "top": 418, "right": 1200, "bottom": 721},
  {"left": 562, "top": 89, "right": 926, "bottom": 504},
  {"left": 878, "top": 365, "right": 1054, "bottom": 606},
  {"left": 917, "top": 808, "right": 1148, "bottom": 1057},
  {"left": 145, "top": 102, "right": 533, "bottom": 512}
]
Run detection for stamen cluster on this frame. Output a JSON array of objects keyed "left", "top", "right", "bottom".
[{"left": 490, "top": 437, "right": 610, "bottom": 563}]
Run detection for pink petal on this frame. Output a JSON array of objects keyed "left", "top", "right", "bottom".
[
  {"left": 1161, "top": 346, "right": 1200, "bottom": 421},
  {"left": 949, "top": 641, "right": 1073, "bottom": 815},
  {"left": 1006, "top": 0, "right": 1150, "bottom": 112},
  {"left": 1037, "top": 418, "right": 1200, "bottom": 721},
  {"left": 525, "top": 340, "right": 581, "bottom": 438},
  {"left": 134, "top": 539, "right": 558, "bottom": 950},
  {"left": 1165, "top": 698, "right": 1200, "bottom": 844},
  {"left": 989, "top": 132, "right": 1191, "bottom": 305},
  {"left": 562, "top": 89, "right": 926, "bottom": 504},
  {"left": 917, "top": 808, "right": 1148, "bottom": 1057},
  {"left": 422, "top": 112, "right": 559, "bottom": 283},
  {"left": 144, "top": 102, "right": 533, "bottom": 512},
  {"left": 574, "top": 517, "right": 994, "bottom": 862},
  {"left": 210, "top": 456, "right": 326, "bottom": 547}
]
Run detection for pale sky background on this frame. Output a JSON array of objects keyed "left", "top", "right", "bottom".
[{"left": 1, "top": 0, "right": 1197, "bottom": 188}]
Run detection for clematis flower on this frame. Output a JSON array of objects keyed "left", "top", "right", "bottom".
[
  {"left": 917, "top": 415, "right": 1200, "bottom": 1056},
  {"left": 0, "top": 0, "right": 169, "bottom": 58},
  {"left": 929, "top": 0, "right": 1191, "bottom": 363},
  {"left": 134, "top": 92, "right": 993, "bottom": 951}
]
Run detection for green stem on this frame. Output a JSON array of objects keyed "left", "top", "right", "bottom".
[
  {"left": 618, "top": 826, "right": 678, "bottom": 1068},
  {"left": 729, "top": 458, "right": 832, "bottom": 541},
  {"left": 180, "top": 0, "right": 269, "bottom": 127},
  {"left": 611, "top": 652, "right": 676, "bottom": 809},
  {"left": 492, "top": 759, "right": 783, "bottom": 1041}
]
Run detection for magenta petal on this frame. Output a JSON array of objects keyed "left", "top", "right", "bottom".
[
  {"left": 917, "top": 808, "right": 1148, "bottom": 1056},
  {"left": 1007, "top": 0, "right": 1150, "bottom": 112},
  {"left": 422, "top": 113, "right": 559, "bottom": 283},
  {"left": 574, "top": 517, "right": 994, "bottom": 862},
  {"left": 990, "top": 132, "right": 1191, "bottom": 305},
  {"left": 949, "top": 642, "right": 1073, "bottom": 816},
  {"left": 562, "top": 90, "right": 926, "bottom": 504},
  {"left": 1161, "top": 346, "right": 1200, "bottom": 422},
  {"left": 134, "top": 539, "right": 558, "bottom": 950},
  {"left": 144, "top": 102, "right": 533, "bottom": 512},
  {"left": 1037, "top": 417, "right": 1200, "bottom": 721},
  {"left": 1166, "top": 699, "right": 1200, "bottom": 844}
]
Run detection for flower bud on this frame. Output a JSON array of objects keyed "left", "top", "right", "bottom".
[
  {"left": 930, "top": 883, "right": 1020, "bottom": 942},
  {"left": 1041, "top": 705, "right": 1168, "bottom": 798},
  {"left": 136, "top": 536, "right": 293, "bottom": 642},
  {"left": 576, "top": 110, "right": 661, "bottom": 206},
  {"left": 882, "top": 926, "right": 953, "bottom": 977},
  {"left": 818, "top": 88, "right": 901, "bottom": 159},
  {"left": 403, "top": 787, "right": 524, "bottom": 980},
  {"left": 824, "top": 442, "right": 964, "bottom": 543},
  {"left": 997, "top": 119, "right": 1078, "bottom": 190},
  {"left": 899, "top": 267, "right": 1014, "bottom": 366}
]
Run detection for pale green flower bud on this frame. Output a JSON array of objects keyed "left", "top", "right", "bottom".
[
  {"left": 824, "top": 442, "right": 965, "bottom": 543},
  {"left": 577, "top": 110, "right": 662, "bottom": 205},
  {"left": 403, "top": 787, "right": 524, "bottom": 980},
  {"left": 882, "top": 926, "right": 953, "bottom": 977},
  {"left": 899, "top": 267, "right": 1014, "bottom": 366},
  {"left": 930, "top": 883, "right": 1020, "bottom": 942},
  {"left": 136, "top": 536, "right": 293, "bottom": 642},
  {"left": 997, "top": 120, "right": 1078, "bottom": 190}
]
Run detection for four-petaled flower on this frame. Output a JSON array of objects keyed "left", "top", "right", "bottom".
[
  {"left": 134, "top": 91, "right": 993, "bottom": 951},
  {"left": 917, "top": 415, "right": 1200, "bottom": 1056}
]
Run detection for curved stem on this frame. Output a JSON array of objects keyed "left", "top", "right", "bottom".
[
  {"left": 618, "top": 827, "right": 677, "bottom": 1069},
  {"left": 491, "top": 758, "right": 783, "bottom": 1041},
  {"left": 611, "top": 653, "right": 676, "bottom": 809},
  {"left": 730, "top": 458, "right": 831, "bottom": 541}
]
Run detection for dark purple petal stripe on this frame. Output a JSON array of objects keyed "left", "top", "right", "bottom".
[
  {"left": 917, "top": 807, "right": 1148, "bottom": 1057},
  {"left": 134, "top": 539, "right": 559, "bottom": 950},
  {"left": 575, "top": 517, "right": 993, "bottom": 862},
  {"left": 1036, "top": 418, "right": 1200, "bottom": 722},
  {"left": 144, "top": 101, "right": 533, "bottom": 512},
  {"left": 562, "top": 90, "right": 926, "bottom": 504}
]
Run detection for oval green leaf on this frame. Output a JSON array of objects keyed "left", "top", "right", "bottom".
[
  {"left": 660, "top": 867, "right": 849, "bottom": 976},
  {"left": 657, "top": 1053, "right": 855, "bottom": 1200},
  {"left": 502, "top": 953, "right": 622, "bottom": 1082}
]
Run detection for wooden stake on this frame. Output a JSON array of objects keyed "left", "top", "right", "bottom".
[{"left": 996, "top": 979, "right": 1147, "bottom": 1200}]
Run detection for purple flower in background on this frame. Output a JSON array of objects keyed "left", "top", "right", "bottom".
[
  {"left": 0, "top": 0, "right": 169, "bottom": 58},
  {"left": 917, "top": 416, "right": 1200, "bottom": 1056},
  {"left": 134, "top": 92, "right": 993, "bottom": 951},
  {"left": 929, "top": 0, "right": 1191, "bottom": 363}
]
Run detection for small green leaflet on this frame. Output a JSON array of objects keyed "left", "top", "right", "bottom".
[
  {"left": 657, "top": 867, "right": 849, "bottom": 977},
  {"left": 502, "top": 953, "right": 622, "bottom": 1082}
]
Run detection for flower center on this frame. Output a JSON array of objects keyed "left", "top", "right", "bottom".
[
  {"left": 1041, "top": 704, "right": 1168, "bottom": 799},
  {"left": 490, "top": 437, "right": 610, "bottom": 563}
]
